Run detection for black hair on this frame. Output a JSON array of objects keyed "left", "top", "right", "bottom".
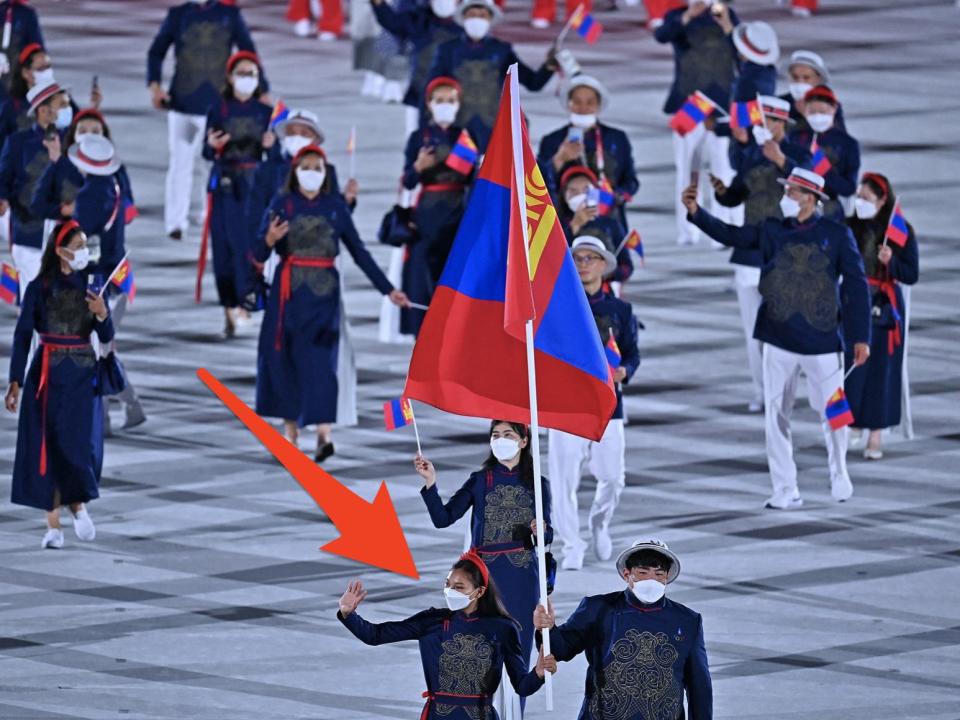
[
  {"left": 283, "top": 150, "right": 332, "bottom": 195},
  {"left": 481, "top": 419, "right": 534, "bottom": 487},
  {"left": 11, "top": 46, "right": 45, "bottom": 101},
  {"left": 449, "top": 558, "right": 518, "bottom": 627},
  {"left": 37, "top": 220, "right": 83, "bottom": 281},
  {"left": 624, "top": 549, "right": 673, "bottom": 572},
  {"left": 64, "top": 111, "right": 111, "bottom": 151},
  {"left": 848, "top": 172, "right": 908, "bottom": 257}
]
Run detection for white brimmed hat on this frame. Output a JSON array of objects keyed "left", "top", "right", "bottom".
[
  {"left": 788, "top": 50, "right": 830, "bottom": 83},
  {"left": 615, "top": 538, "right": 681, "bottom": 584},
  {"left": 67, "top": 134, "right": 120, "bottom": 176},
  {"left": 759, "top": 95, "right": 793, "bottom": 123},
  {"left": 733, "top": 21, "right": 780, "bottom": 66},
  {"left": 274, "top": 109, "right": 325, "bottom": 144},
  {"left": 27, "top": 80, "right": 69, "bottom": 115},
  {"left": 571, "top": 235, "right": 617, "bottom": 276},
  {"left": 562, "top": 74, "right": 609, "bottom": 111},
  {"left": 456, "top": 0, "right": 502, "bottom": 23},
  {"left": 778, "top": 167, "right": 828, "bottom": 199}
]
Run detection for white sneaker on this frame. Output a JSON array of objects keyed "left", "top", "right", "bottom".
[
  {"left": 293, "top": 19, "right": 312, "bottom": 37},
  {"left": 72, "top": 508, "right": 96, "bottom": 541},
  {"left": 791, "top": 7, "right": 812, "bottom": 17},
  {"left": 381, "top": 80, "right": 404, "bottom": 104},
  {"left": 831, "top": 474, "right": 854, "bottom": 502},
  {"left": 561, "top": 545, "right": 586, "bottom": 571},
  {"left": 530, "top": 18, "right": 550, "bottom": 29},
  {"left": 747, "top": 399, "right": 764, "bottom": 413},
  {"left": 318, "top": 31, "right": 337, "bottom": 42},
  {"left": 41, "top": 528, "right": 64, "bottom": 549},
  {"left": 591, "top": 522, "right": 612, "bottom": 562},
  {"left": 863, "top": 447, "right": 883, "bottom": 461},
  {"left": 764, "top": 489, "right": 803, "bottom": 510}
]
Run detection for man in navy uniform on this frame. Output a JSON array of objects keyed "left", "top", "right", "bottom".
[
  {"left": 683, "top": 167, "right": 871, "bottom": 509},
  {"left": 534, "top": 538, "right": 712, "bottom": 720},
  {"left": 146, "top": 0, "right": 264, "bottom": 241}
]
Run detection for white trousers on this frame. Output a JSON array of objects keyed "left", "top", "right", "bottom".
[
  {"left": 733, "top": 265, "right": 763, "bottom": 402},
  {"left": 165, "top": 111, "right": 207, "bottom": 234},
  {"left": 11, "top": 243, "right": 43, "bottom": 302},
  {"left": 0, "top": 208, "right": 9, "bottom": 246},
  {"left": 547, "top": 419, "right": 625, "bottom": 554},
  {"left": 672, "top": 126, "right": 742, "bottom": 244},
  {"left": 763, "top": 344, "right": 849, "bottom": 495}
]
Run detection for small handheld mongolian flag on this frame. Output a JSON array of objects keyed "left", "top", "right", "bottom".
[
  {"left": 809, "top": 137, "right": 832, "bottom": 175},
  {"left": 269, "top": 100, "right": 289, "bottom": 129},
  {"left": 445, "top": 129, "right": 478, "bottom": 175},
  {"left": 0, "top": 262, "right": 18, "bottom": 305},
  {"left": 729, "top": 99, "right": 763, "bottom": 129},
  {"left": 596, "top": 177, "right": 615, "bottom": 216},
  {"left": 624, "top": 229, "right": 644, "bottom": 265},
  {"left": 570, "top": 5, "right": 602, "bottom": 43},
  {"left": 110, "top": 258, "right": 136, "bottom": 302},
  {"left": 825, "top": 388, "right": 854, "bottom": 430},
  {"left": 384, "top": 397, "right": 414, "bottom": 431},
  {"left": 669, "top": 92, "right": 716, "bottom": 136},
  {"left": 604, "top": 331, "right": 621, "bottom": 372},
  {"left": 884, "top": 201, "right": 908, "bottom": 248}
]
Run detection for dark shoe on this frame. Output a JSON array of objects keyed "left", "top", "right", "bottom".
[
  {"left": 224, "top": 316, "right": 236, "bottom": 339},
  {"left": 315, "top": 442, "right": 335, "bottom": 463},
  {"left": 168, "top": 229, "right": 183, "bottom": 241}
]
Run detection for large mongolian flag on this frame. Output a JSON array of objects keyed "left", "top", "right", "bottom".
[{"left": 404, "top": 68, "right": 616, "bottom": 440}]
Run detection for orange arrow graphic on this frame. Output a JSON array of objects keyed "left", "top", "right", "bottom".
[{"left": 197, "top": 368, "right": 419, "bottom": 579}]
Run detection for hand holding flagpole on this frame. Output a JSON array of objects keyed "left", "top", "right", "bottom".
[
  {"left": 407, "top": 400, "right": 423, "bottom": 457},
  {"left": 347, "top": 125, "right": 357, "bottom": 180}
]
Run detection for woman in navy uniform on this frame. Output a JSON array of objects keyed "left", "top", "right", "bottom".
[
  {"left": 4, "top": 220, "right": 113, "bottom": 549},
  {"left": 415, "top": 420, "right": 552, "bottom": 717},
  {"left": 845, "top": 173, "right": 919, "bottom": 461},
  {"left": 400, "top": 76, "right": 473, "bottom": 337},
  {"left": 338, "top": 551, "right": 556, "bottom": 719},
  {"left": 533, "top": 539, "right": 712, "bottom": 720},
  {"left": 254, "top": 145, "right": 408, "bottom": 461},
  {"left": 201, "top": 51, "right": 273, "bottom": 337},
  {"left": 428, "top": 0, "right": 556, "bottom": 152},
  {"left": 0, "top": 0, "right": 43, "bottom": 94},
  {"left": 538, "top": 75, "right": 639, "bottom": 234}
]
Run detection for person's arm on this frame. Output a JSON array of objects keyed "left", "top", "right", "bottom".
[
  {"left": 826, "top": 136, "right": 859, "bottom": 198},
  {"left": 371, "top": 0, "right": 413, "bottom": 39},
  {"left": 93, "top": 310, "right": 115, "bottom": 345},
  {"left": 620, "top": 311, "right": 641, "bottom": 383},
  {"left": 28, "top": 160, "right": 61, "bottom": 219},
  {"left": 146, "top": 8, "right": 177, "bottom": 87},
  {"left": 614, "top": 134, "right": 640, "bottom": 202},
  {"left": 838, "top": 226, "right": 871, "bottom": 348},
  {"left": 201, "top": 107, "right": 221, "bottom": 161},
  {"left": 540, "top": 478, "right": 554, "bottom": 546},
  {"left": 684, "top": 614, "right": 713, "bottom": 720},
  {"left": 653, "top": 8, "right": 686, "bottom": 44},
  {"left": 8, "top": 280, "right": 38, "bottom": 385},
  {"left": 514, "top": 50, "right": 554, "bottom": 92},
  {"left": 402, "top": 130, "right": 423, "bottom": 190},
  {"left": 538, "top": 597, "right": 596, "bottom": 662},
  {"left": 338, "top": 607, "right": 434, "bottom": 646},
  {"left": 714, "top": 172, "right": 748, "bottom": 208},
  {"left": 687, "top": 206, "right": 761, "bottom": 249},
  {"left": 420, "top": 475, "right": 475, "bottom": 528},
  {"left": 337, "top": 205, "right": 395, "bottom": 294},
  {"left": 502, "top": 622, "right": 547, "bottom": 697},
  {"left": 614, "top": 244, "right": 634, "bottom": 283},
  {"left": 886, "top": 225, "right": 919, "bottom": 286},
  {"left": 0, "top": 134, "right": 16, "bottom": 202}
]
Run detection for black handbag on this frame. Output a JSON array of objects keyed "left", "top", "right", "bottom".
[
  {"left": 377, "top": 205, "right": 417, "bottom": 247},
  {"left": 96, "top": 352, "right": 127, "bottom": 397}
]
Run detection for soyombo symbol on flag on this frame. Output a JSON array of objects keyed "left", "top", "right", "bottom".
[{"left": 404, "top": 70, "right": 616, "bottom": 440}]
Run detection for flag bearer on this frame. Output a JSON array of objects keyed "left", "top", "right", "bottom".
[
  {"left": 415, "top": 420, "right": 553, "bottom": 718},
  {"left": 845, "top": 173, "right": 919, "bottom": 461},
  {"left": 399, "top": 76, "right": 473, "bottom": 337},
  {"left": 711, "top": 95, "right": 809, "bottom": 412},
  {"left": 254, "top": 145, "right": 407, "bottom": 462},
  {"left": 147, "top": 0, "right": 264, "bottom": 241},
  {"left": 548, "top": 237, "right": 639, "bottom": 571},
  {"left": 4, "top": 220, "right": 113, "bottom": 549},
  {"left": 337, "top": 552, "right": 556, "bottom": 719},
  {"left": 683, "top": 168, "right": 871, "bottom": 509}
]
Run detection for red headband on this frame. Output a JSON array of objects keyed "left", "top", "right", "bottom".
[
  {"left": 293, "top": 144, "right": 326, "bottom": 165},
  {"left": 18, "top": 42, "right": 43, "bottom": 67},
  {"left": 227, "top": 50, "right": 260, "bottom": 73},
  {"left": 460, "top": 550, "right": 490, "bottom": 588},
  {"left": 55, "top": 220, "right": 81, "bottom": 248},
  {"left": 803, "top": 84, "right": 838, "bottom": 106},
  {"left": 860, "top": 172, "right": 890, "bottom": 200},
  {"left": 560, "top": 164, "right": 598, "bottom": 188},
  {"left": 425, "top": 76, "right": 462, "bottom": 99},
  {"left": 73, "top": 107, "right": 106, "bottom": 128}
]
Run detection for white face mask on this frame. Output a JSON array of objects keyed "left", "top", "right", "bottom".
[
  {"left": 55, "top": 105, "right": 73, "bottom": 130},
  {"left": 443, "top": 587, "right": 473, "bottom": 611},
  {"left": 631, "top": 579, "right": 666, "bottom": 604},
  {"left": 566, "top": 193, "right": 587, "bottom": 211},
  {"left": 463, "top": 17, "right": 491, "bottom": 41},
  {"left": 569, "top": 112, "right": 597, "bottom": 129},
  {"left": 282, "top": 134, "right": 312, "bottom": 158},
  {"left": 74, "top": 130, "right": 102, "bottom": 141},
  {"left": 431, "top": 0, "right": 458, "bottom": 18},
  {"left": 789, "top": 81, "right": 812, "bottom": 101},
  {"left": 430, "top": 101, "right": 459, "bottom": 127},
  {"left": 805, "top": 112, "right": 834, "bottom": 133},
  {"left": 779, "top": 194, "right": 801, "bottom": 218},
  {"left": 296, "top": 167, "right": 326, "bottom": 193},
  {"left": 751, "top": 125, "right": 773, "bottom": 146},
  {"left": 65, "top": 247, "right": 90, "bottom": 271},
  {"left": 490, "top": 437, "right": 520, "bottom": 462},
  {"left": 854, "top": 197, "right": 879, "bottom": 220},
  {"left": 232, "top": 75, "right": 259, "bottom": 98},
  {"left": 33, "top": 68, "right": 55, "bottom": 86}
]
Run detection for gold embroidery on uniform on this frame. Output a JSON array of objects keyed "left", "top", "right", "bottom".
[
  {"left": 759, "top": 242, "right": 838, "bottom": 331},
  {"left": 483, "top": 484, "right": 533, "bottom": 569},
  {"left": 174, "top": 22, "right": 231, "bottom": 97},
  {"left": 287, "top": 214, "right": 337, "bottom": 296},
  {"left": 456, "top": 60, "right": 500, "bottom": 132},
  {"left": 744, "top": 164, "right": 783, "bottom": 226},
  {"left": 675, "top": 25, "right": 735, "bottom": 101},
  {"left": 588, "top": 629, "right": 682, "bottom": 720},
  {"left": 436, "top": 632, "right": 494, "bottom": 720}
]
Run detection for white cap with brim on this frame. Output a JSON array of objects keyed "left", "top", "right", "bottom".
[
  {"left": 67, "top": 134, "right": 121, "bottom": 176},
  {"left": 788, "top": 50, "right": 830, "bottom": 84},
  {"left": 456, "top": 0, "right": 503, "bottom": 23},
  {"left": 562, "top": 74, "right": 609, "bottom": 112},
  {"left": 733, "top": 21, "right": 780, "bottom": 66},
  {"left": 778, "top": 167, "right": 828, "bottom": 200},
  {"left": 615, "top": 538, "right": 681, "bottom": 584},
  {"left": 27, "top": 80, "right": 69, "bottom": 115},
  {"left": 274, "top": 109, "right": 325, "bottom": 145},
  {"left": 571, "top": 235, "right": 617, "bottom": 276},
  {"left": 758, "top": 95, "right": 794, "bottom": 123}
]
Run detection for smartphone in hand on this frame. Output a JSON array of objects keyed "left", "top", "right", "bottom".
[
  {"left": 586, "top": 186, "right": 600, "bottom": 208},
  {"left": 567, "top": 127, "right": 584, "bottom": 144}
]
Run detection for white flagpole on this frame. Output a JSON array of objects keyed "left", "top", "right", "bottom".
[
  {"left": 555, "top": 3, "right": 582, "bottom": 48},
  {"left": 507, "top": 63, "right": 554, "bottom": 711},
  {"left": 406, "top": 399, "right": 423, "bottom": 456},
  {"left": 348, "top": 125, "right": 357, "bottom": 180}
]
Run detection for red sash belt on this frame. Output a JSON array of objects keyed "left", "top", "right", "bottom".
[
  {"left": 420, "top": 691, "right": 491, "bottom": 720},
  {"left": 868, "top": 277, "right": 902, "bottom": 355},
  {"left": 35, "top": 333, "right": 91, "bottom": 476},
  {"left": 275, "top": 255, "right": 336, "bottom": 350},
  {"left": 421, "top": 183, "right": 466, "bottom": 194},
  {"left": 476, "top": 541, "right": 526, "bottom": 557}
]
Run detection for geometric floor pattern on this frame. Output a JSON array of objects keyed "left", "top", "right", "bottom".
[{"left": 1, "top": 1, "right": 958, "bottom": 718}]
